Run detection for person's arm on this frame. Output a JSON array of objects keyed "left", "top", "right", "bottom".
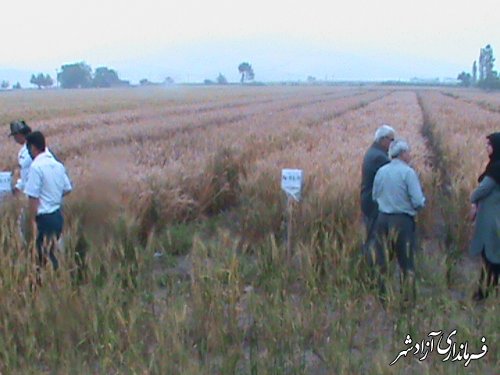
[
  {"left": 470, "top": 203, "right": 477, "bottom": 222},
  {"left": 470, "top": 176, "right": 497, "bottom": 203},
  {"left": 372, "top": 169, "right": 382, "bottom": 203},
  {"left": 367, "top": 154, "right": 389, "bottom": 201},
  {"left": 12, "top": 172, "right": 21, "bottom": 195},
  {"left": 15, "top": 148, "right": 33, "bottom": 193},
  {"left": 24, "top": 166, "right": 42, "bottom": 220},
  {"left": 28, "top": 197, "right": 39, "bottom": 222},
  {"left": 406, "top": 168, "right": 426, "bottom": 210}
]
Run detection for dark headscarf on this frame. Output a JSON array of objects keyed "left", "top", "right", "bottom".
[{"left": 478, "top": 132, "right": 500, "bottom": 184}]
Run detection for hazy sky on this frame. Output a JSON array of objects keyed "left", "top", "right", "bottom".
[{"left": 1, "top": 0, "right": 499, "bottom": 83}]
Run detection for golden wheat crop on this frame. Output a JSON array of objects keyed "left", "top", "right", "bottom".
[{"left": 0, "top": 86, "right": 497, "bottom": 374}]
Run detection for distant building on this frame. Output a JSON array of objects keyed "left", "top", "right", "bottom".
[{"left": 410, "top": 77, "right": 440, "bottom": 84}]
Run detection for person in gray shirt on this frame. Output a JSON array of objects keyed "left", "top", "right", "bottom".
[
  {"left": 360, "top": 125, "right": 395, "bottom": 236},
  {"left": 369, "top": 139, "right": 426, "bottom": 303},
  {"left": 469, "top": 132, "right": 500, "bottom": 301}
]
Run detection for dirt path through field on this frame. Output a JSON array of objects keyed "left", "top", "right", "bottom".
[{"left": 416, "top": 90, "right": 481, "bottom": 302}]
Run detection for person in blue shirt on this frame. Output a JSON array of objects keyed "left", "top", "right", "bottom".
[
  {"left": 24, "top": 131, "right": 72, "bottom": 271},
  {"left": 369, "top": 139, "right": 426, "bottom": 303}
]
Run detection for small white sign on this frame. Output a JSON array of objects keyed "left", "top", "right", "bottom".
[
  {"left": 0, "top": 172, "right": 12, "bottom": 192},
  {"left": 0, "top": 172, "right": 12, "bottom": 201},
  {"left": 281, "top": 169, "right": 303, "bottom": 201}
]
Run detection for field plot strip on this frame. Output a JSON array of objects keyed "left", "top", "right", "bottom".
[
  {"left": 246, "top": 90, "right": 430, "bottom": 191},
  {"left": 0, "top": 86, "right": 338, "bottom": 123},
  {"left": 417, "top": 90, "right": 500, "bottom": 255},
  {"left": 0, "top": 88, "right": 369, "bottom": 166},
  {"left": 126, "top": 90, "right": 391, "bottom": 177},
  {"left": 440, "top": 89, "right": 500, "bottom": 114},
  {"left": 419, "top": 90, "right": 500, "bottom": 185},
  {"left": 61, "top": 89, "right": 390, "bottom": 199},
  {"left": 5, "top": 87, "right": 364, "bottom": 139},
  {"left": 48, "top": 90, "right": 388, "bottom": 159}
]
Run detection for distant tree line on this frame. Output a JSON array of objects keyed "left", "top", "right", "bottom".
[
  {"left": 203, "top": 62, "right": 257, "bottom": 85},
  {"left": 458, "top": 44, "right": 500, "bottom": 89},
  {"left": 1, "top": 81, "right": 22, "bottom": 90},
  {"left": 139, "top": 77, "right": 175, "bottom": 86},
  {"left": 57, "top": 62, "right": 130, "bottom": 89},
  {"left": 1, "top": 60, "right": 259, "bottom": 90},
  {"left": 203, "top": 73, "right": 228, "bottom": 85},
  {"left": 30, "top": 73, "right": 53, "bottom": 89}
]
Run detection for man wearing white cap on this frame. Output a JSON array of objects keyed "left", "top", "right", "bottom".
[{"left": 9, "top": 120, "right": 33, "bottom": 194}]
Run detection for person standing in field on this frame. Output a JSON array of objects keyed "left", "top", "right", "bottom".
[
  {"left": 9, "top": 120, "right": 63, "bottom": 191},
  {"left": 24, "top": 131, "right": 72, "bottom": 271},
  {"left": 9, "top": 120, "right": 36, "bottom": 242},
  {"left": 9, "top": 120, "right": 33, "bottom": 194},
  {"left": 469, "top": 132, "right": 500, "bottom": 301},
  {"left": 370, "top": 139, "right": 425, "bottom": 303},
  {"left": 360, "top": 125, "right": 395, "bottom": 237},
  {"left": 9, "top": 120, "right": 63, "bottom": 242}
]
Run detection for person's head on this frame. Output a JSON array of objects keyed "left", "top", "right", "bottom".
[
  {"left": 9, "top": 120, "right": 32, "bottom": 145},
  {"left": 486, "top": 132, "right": 500, "bottom": 161},
  {"left": 389, "top": 139, "right": 411, "bottom": 163},
  {"left": 25, "top": 131, "right": 46, "bottom": 159},
  {"left": 374, "top": 124, "right": 395, "bottom": 152}
]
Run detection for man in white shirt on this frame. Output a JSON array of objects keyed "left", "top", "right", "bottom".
[
  {"left": 9, "top": 120, "right": 32, "bottom": 194},
  {"left": 24, "top": 131, "right": 72, "bottom": 270}
]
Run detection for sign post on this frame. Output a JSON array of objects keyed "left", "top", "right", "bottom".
[{"left": 281, "top": 169, "right": 303, "bottom": 260}]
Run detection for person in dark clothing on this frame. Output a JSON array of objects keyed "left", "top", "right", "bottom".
[
  {"left": 470, "top": 132, "right": 500, "bottom": 300},
  {"left": 360, "top": 125, "right": 395, "bottom": 238}
]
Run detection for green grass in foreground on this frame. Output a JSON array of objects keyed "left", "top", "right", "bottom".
[{"left": 0, "top": 196, "right": 497, "bottom": 375}]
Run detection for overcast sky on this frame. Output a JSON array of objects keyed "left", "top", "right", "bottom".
[{"left": 1, "top": 0, "right": 499, "bottom": 84}]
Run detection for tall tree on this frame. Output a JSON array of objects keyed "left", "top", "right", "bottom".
[
  {"left": 477, "top": 44, "right": 500, "bottom": 89},
  {"left": 479, "top": 48, "right": 485, "bottom": 81},
  {"left": 457, "top": 72, "right": 472, "bottom": 86},
  {"left": 30, "top": 73, "right": 53, "bottom": 89},
  {"left": 482, "top": 45, "right": 495, "bottom": 81},
  {"left": 238, "top": 62, "right": 254, "bottom": 83},
  {"left": 58, "top": 62, "right": 92, "bottom": 88},
  {"left": 216, "top": 73, "right": 228, "bottom": 85},
  {"left": 1, "top": 80, "right": 9, "bottom": 89},
  {"left": 472, "top": 60, "right": 477, "bottom": 84},
  {"left": 93, "top": 67, "right": 122, "bottom": 87}
]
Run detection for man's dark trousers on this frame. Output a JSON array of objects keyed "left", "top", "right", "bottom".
[
  {"left": 368, "top": 212, "right": 416, "bottom": 301},
  {"left": 36, "top": 209, "right": 63, "bottom": 270}
]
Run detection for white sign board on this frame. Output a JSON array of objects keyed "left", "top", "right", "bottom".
[
  {"left": 281, "top": 169, "right": 303, "bottom": 202},
  {"left": 0, "top": 172, "right": 12, "bottom": 200},
  {"left": 0, "top": 172, "right": 12, "bottom": 192}
]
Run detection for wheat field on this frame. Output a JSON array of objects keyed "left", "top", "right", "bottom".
[{"left": 0, "top": 85, "right": 498, "bottom": 374}]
